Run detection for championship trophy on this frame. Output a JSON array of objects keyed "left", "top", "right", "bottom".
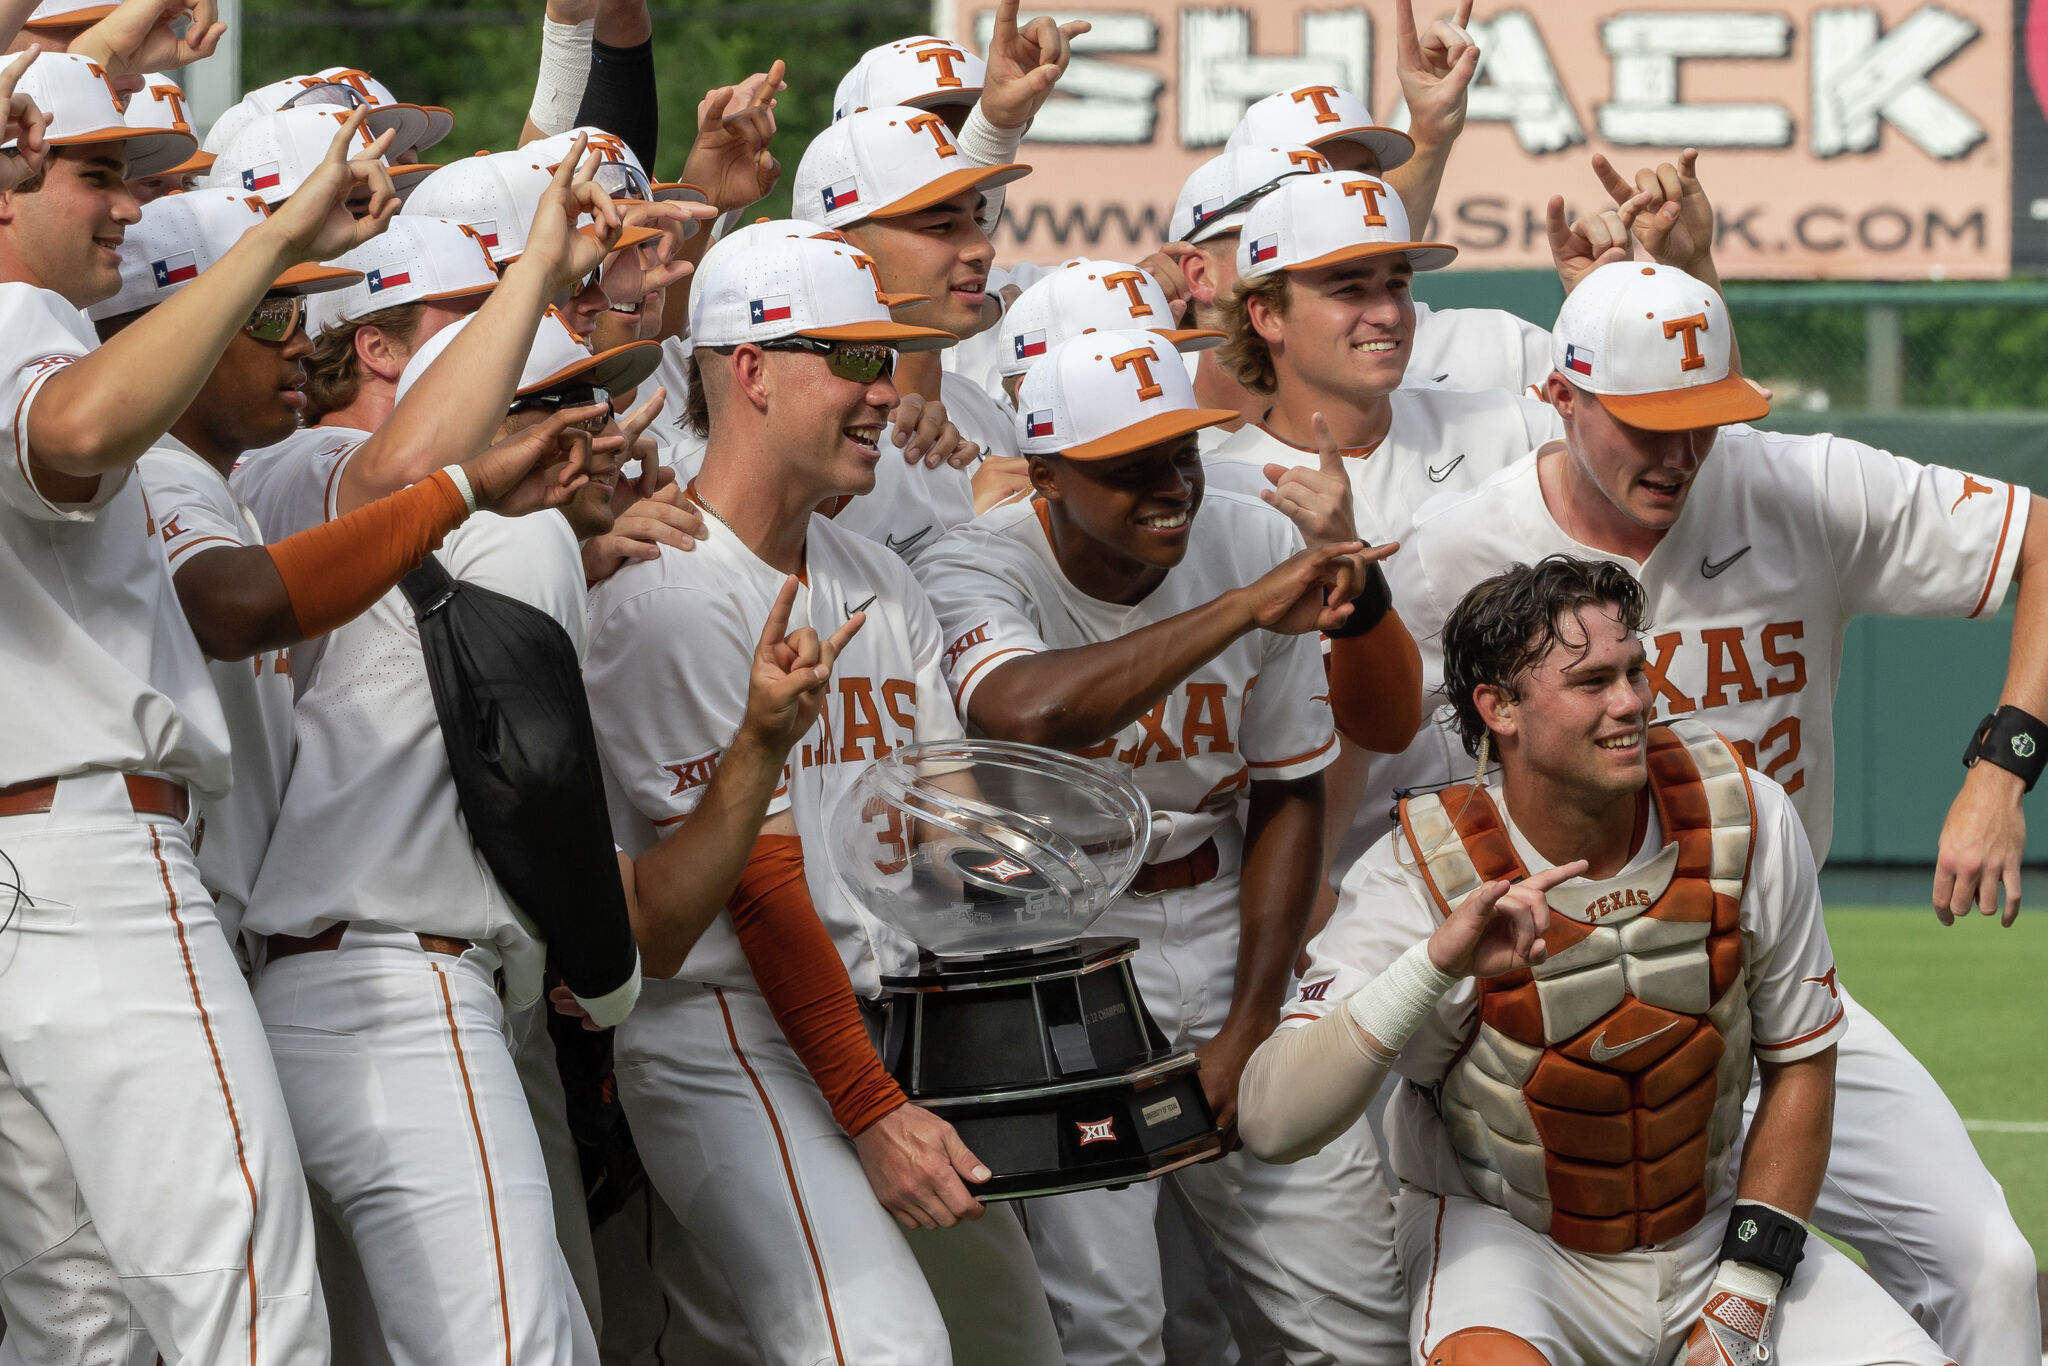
[{"left": 828, "top": 740, "right": 1223, "bottom": 1199}]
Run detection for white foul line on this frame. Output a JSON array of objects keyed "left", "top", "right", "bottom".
[{"left": 1962, "top": 1119, "right": 2048, "bottom": 1134}]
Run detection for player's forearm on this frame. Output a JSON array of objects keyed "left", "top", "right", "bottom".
[
  {"left": 966, "top": 596, "right": 1256, "bottom": 750},
  {"left": 1382, "top": 135, "right": 1453, "bottom": 239},
  {"left": 1996, "top": 500, "right": 2048, "bottom": 719},
  {"left": 339, "top": 265, "right": 553, "bottom": 514},
  {"left": 1329, "top": 611, "right": 1424, "bottom": 752},
  {"left": 37, "top": 238, "right": 291, "bottom": 475},
  {"left": 1238, "top": 1008, "right": 1391, "bottom": 1163},
  {"left": 1739, "top": 1051, "right": 1835, "bottom": 1219},
  {"left": 633, "top": 731, "right": 787, "bottom": 976},
  {"left": 1225, "top": 776, "right": 1324, "bottom": 1038}
]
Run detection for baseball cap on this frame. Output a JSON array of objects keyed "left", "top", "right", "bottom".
[
  {"left": 1551, "top": 262, "right": 1770, "bottom": 431},
  {"left": 23, "top": 0, "right": 114, "bottom": 29},
  {"left": 207, "top": 107, "right": 438, "bottom": 207},
  {"left": 400, "top": 149, "right": 661, "bottom": 264},
  {"left": 86, "top": 188, "right": 362, "bottom": 321},
  {"left": 1170, "top": 144, "right": 1333, "bottom": 245},
  {"left": 997, "top": 258, "right": 1223, "bottom": 380},
  {"left": 313, "top": 67, "right": 454, "bottom": 153},
  {"left": 833, "top": 36, "right": 986, "bottom": 120},
  {"left": 523, "top": 126, "right": 711, "bottom": 228},
  {"left": 793, "top": 104, "right": 1028, "bottom": 230},
  {"left": 8, "top": 53, "right": 196, "bottom": 178},
  {"left": 308, "top": 215, "right": 500, "bottom": 334},
  {"left": 396, "top": 307, "right": 661, "bottom": 403},
  {"left": 1236, "top": 171, "right": 1455, "bottom": 280},
  {"left": 231, "top": 73, "right": 435, "bottom": 162},
  {"left": 690, "top": 227, "right": 953, "bottom": 352},
  {"left": 1015, "top": 329, "right": 1238, "bottom": 460},
  {"left": 128, "top": 73, "right": 215, "bottom": 178},
  {"left": 1226, "top": 86, "right": 1413, "bottom": 174}
]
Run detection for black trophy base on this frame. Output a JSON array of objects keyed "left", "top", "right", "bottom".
[{"left": 878, "top": 937, "right": 1224, "bottom": 1200}]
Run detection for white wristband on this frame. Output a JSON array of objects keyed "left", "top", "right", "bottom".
[
  {"left": 956, "top": 102, "right": 1026, "bottom": 166},
  {"left": 442, "top": 463, "right": 477, "bottom": 514},
  {"left": 1347, "top": 939, "right": 1457, "bottom": 1055},
  {"left": 529, "top": 17, "right": 594, "bottom": 137}
]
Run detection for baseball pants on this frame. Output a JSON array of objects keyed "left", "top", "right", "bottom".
[
  {"left": 0, "top": 774, "right": 327, "bottom": 1365},
  {"left": 614, "top": 982, "right": 1064, "bottom": 1366},
  {"left": 510, "top": 1000, "right": 605, "bottom": 1340},
  {"left": 1768, "top": 985, "right": 2038, "bottom": 1366},
  {"left": 1024, "top": 870, "right": 1409, "bottom": 1366},
  {"left": 1394, "top": 1187, "right": 1951, "bottom": 1366},
  {"left": 254, "top": 926, "right": 595, "bottom": 1366}
]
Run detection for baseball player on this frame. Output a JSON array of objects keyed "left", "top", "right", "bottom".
[
  {"left": 1365, "top": 254, "right": 2040, "bottom": 1364},
  {"left": 912, "top": 328, "right": 1423, "bottom": 1365},
  {"left": 987, "top": 254, "right": 1225, "bottom": 405},
  {"left": 0, "top": 81, "right": 390, "bottom": 1363},
  {"left": 583, "top": 228, "right": 1063, "bottom": 1365},
  {"left": 1239, "top": 556, "right": 1951, "bottom": 1366}
]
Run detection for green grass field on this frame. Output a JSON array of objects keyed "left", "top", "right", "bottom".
[{"left": 1825, "top": 906, "right": 2048, "bottom": 1265}]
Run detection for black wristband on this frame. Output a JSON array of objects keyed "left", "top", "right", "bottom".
[
  {"left": 1721, "top": 1202, "right": 1806, "bottom": 1281},
  {"left": 1324, "top": 562, "right": 1392, "bottom": 639},
  {"left": 1962, "top": 704, "right": 2048, "bottom": 792},
  {"left": 574, "top": 38, "right": 658, "bottom": 169}
]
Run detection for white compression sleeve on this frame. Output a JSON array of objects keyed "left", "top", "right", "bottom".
[
  {"left": 957, "top": 104, "right": 1028, "bottom": 233},
  {"left": 528, "top": 17, "right": 594, "bottom": 138}
]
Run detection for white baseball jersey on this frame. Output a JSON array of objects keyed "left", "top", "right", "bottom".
[
  {"left": 1407, "top": 301, "right": 1552, "bottom": 395},
  {"left": 1285, "top": 770, "right": 1845, "bottom": 1207},
  {"left": 244, "top": 507, "right": 587, "bottom": 1007},
  {"left": 139, "top": 439, "right": 295, "bottom": 938},
  {"left": 1203, "top": 386, "right": 1563, "bottom": 545},
  {"left": 1368, "top": 429, "right": 2031, "bottom": 864},
  {"left": 641, "top": 334, "right": 705, "bottom": 482},
  {"left": 0, "top": 283, "right": 230, "bottom": 796},
  {"left": 915, "top": 489, "right": 1338, "bottom": 862},
  {"left": 584, "top": 508, "right": 963, "bottom": 997}
]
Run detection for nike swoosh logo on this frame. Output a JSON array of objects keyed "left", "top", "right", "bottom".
[
  {"left": 1428, "top": 453, "right": 1466, "bottom": 482},
  {"left": 1432, "top": 372, "right": 1450, "bottom": 383},
  {"left": 1701, "top": 546, "right": 1751, "bottom": 579},
  {"left": 884, "top": 526, "right": 933, "bottom": 556},
  {"left": 845, "top": 594, "right": 877, "bottom": 618},
  {"left": 1588, "top": 1021, "right": 1681, "bottom": 1063}
]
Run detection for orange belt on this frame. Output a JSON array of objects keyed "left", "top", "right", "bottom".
[
  {"left": 267, "top": 924, "right": 475, "bottom": 961},
  {"left": 1129, "top": 837, "right": 1221, "bottom": 896},
  {"left": 0, "top": 773, "right": 190, "bottom": 823}
]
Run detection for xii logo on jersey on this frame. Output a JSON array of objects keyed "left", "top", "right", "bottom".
[
  {"left": 1297, "top": 979, "right": 1332, "bottom": 1002},
  {"left": 1075, "top": 1117, "right": 1118, "bottom": 1146},
  {"left": 661, "top": 750, "right": 721, "bottom": 797},
  {"left": 944, "top": 622, "right": 991, "bottom": 670}
]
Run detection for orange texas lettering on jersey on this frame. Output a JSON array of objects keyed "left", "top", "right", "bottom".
[
  {"left": 1071, "top": 682, "right": 1240, "bottom": 770},
  {"left": 798, "top": 675, "right": 919, "bottom": 771},
  {"left": 1641, "top": 619, "right": 1808, "bottom": 795}
]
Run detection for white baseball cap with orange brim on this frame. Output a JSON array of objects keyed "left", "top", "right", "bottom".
[
  {"left": 1227, "top": 86, "right": 1413, "bottom": 174},
  {"left": 86, "top": 188, "right": 362, "bottom": 321},
  {"left": 1170, "top": 144, "right": 1332, "bottom": 245},
  {"left": 1016, "top": 329, "right": 1239, "bottom": 460},
  {"left": 792, "top": 104, "right": 1028, "bottom": 231},
  {"left": 232, "top": 73, "right": 436, "bottom": 163},
  {"left": 1236, "top": 171, "right": 1455, "bottom": 281},
  {"left": 1551, "top": 262, "right": 1771, "bottom": 432},
  {"left": 128, "top": 73, "right": 215, "bottom": 178},
  {"left": 690, "top": 227, "right": 954, "bottom": 352},
  {"left": 998, "top": 257, "right": 1223, "bottom": 381},
  {"left": 23, "top": 0, "right": 115, "bottom": 30},
  {"left": 308, "top": 215, "right": 502, "bottom": 335},
  {"left": 8, "top": 53, "right": 195, "bottom": 178},
  {"left": 523, "top": 127, "right": 711, "bottom": 238},
  {"left": 833, "top": 35, "right": 986, "bottom": 120},
  {"left": 314, "top": 66, "right": 454, "bottom": 154},
  {"left": 395, "top": 307, "right": 663, "bottom": 404},
  {"left": 207, "top": 107, "right": 443, "bottom": 208},
  {"left": 398, "top": 149, "right": 662, "bottom": 265}
]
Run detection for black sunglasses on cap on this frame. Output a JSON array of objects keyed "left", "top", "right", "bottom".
[
  {"left": 508, "top": 383, "right": 614, "bottom": 433},
  {"left": 751, "top": 337, "right": 898, "bottom": 383}
]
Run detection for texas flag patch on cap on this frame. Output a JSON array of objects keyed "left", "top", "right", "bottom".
[
  {"left": 366, "top": 268, "right": 411, "bottom": 294},
  {"left": 241, "top": 162, "right": 282, "bottom": 192},
  {"left": 1191, "top": 196, "right": 1228, "bottom": 225},
  {"left": 150, "top": 252, "right": 198, "bottom": 289},
  {"left": 821, "top": 179, "right": 860, "bottom": 213},
  {"left": 1565, "top": 343, "right": 1595, "bottom": 377},
  {"left": 1025, "top": 409, "right": 1055, "bottom": 438},
  {"left": 1012, "top": 329, "right": 1047, "bottom": 361},
  {"left": 749, "top": 295, "right": 792, "bottom": 325},
  {"left": 1248, "top": 234, "right": 1280, "bottom": 265},
  {"left": 469, "top": 219, "right": 500, "bottom": 250}
]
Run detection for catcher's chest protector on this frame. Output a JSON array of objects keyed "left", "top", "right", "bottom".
[{"left": 1397, "top": 719, "right": 1757, "bottom": 1254}]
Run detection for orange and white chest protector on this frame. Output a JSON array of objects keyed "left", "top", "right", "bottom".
[{"left": 1396, "top": 719, "right": 1758, "bottom": 1254}]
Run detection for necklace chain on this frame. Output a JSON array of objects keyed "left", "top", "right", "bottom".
[{"left": 692, "top": 489, "right": 739, "bottom": 538}]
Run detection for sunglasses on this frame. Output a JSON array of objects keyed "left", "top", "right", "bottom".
[
  {"left": 1190, "top": 169, "right": 1318, "bottom": 232},
  {"left": 508, "top": 383, "right": 614, "bottom": 434},
  {"left": 243, "top": 295, "right": 303, "bottom": 344},
  {"left": 280, "top": 81, "right": 371, "bottom": 112},
  {"left": 756, "top": 337, "right": 898, "bottom": 383},
  {"left": 592, "top": 160, "right": 654, "bottom": 203}
]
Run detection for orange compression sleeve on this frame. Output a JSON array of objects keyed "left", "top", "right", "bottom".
[
  {"left": 263, "top": 469, "right": 468, "bottom": 639},
  {"left": 727, "top": 834, "right": 907, "bottom": 1137},
  {"left": 1328, "top": 611, "right": 1425, "bottom": 753}
]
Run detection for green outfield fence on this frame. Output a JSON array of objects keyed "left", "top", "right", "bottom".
[{"left": 1415, "top": 271, "right": 2048, "bottom": 863}]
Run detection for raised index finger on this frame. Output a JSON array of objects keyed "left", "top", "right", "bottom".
[
  {"left": 324, "top": 106, "right": 371, "bottom": 163},
  {"left": 1310, "top": 412, "right": 1345, "bottom": 476},
  {"left": 1521, "top": 859, "right": 1591, "bottom": 893},
  {"left": 993, "top": 0, "right": 1019, "bottom": 39},
  {"left": 1394, "top": 0, "right": 1420, "bottom": 60},
  {"left": 758, "top": 575, "right": 800, "bottom": 655},
  {"left": 1590, "top": 153, "right": 1636, "bottom": 210}
]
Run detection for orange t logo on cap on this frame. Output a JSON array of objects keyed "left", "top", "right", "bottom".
[
  {"left": 1286, "top": 149, "right": 1331, "bottom": 172},
  {"left": 322, "top": 69, "right": 378, "bottom": 102},
  {"left": 850, "top": 252, "right": 890, "bottom": 303},
  {"left": 905, "top": 112, "right": 958, "bottom": 158},
  {"left": 1102, "top": 271, "right": 1154, "bottom": 318},
  {"left": 82, "top": 61, "right": 122, "bottom": 107},
  {"left": 148, "top": 82, "right": 192, "bottom": 132},
  {"left": 1111, "top": 347, "right": 1164, "bottom": 400},
  {"left": 914, "top": 45, "right": 969, "bottom": 88},
  {"left": 1291, "top": 86, "right": 1343, "bottom": 124},
  {"left": 1341, "top": 179, "right": 1388, "bottom": 228},
  {"left": 1662, "top": 313, "right": 1710, "bottom": 372},
  {"left": 583, "top": 131, "right": 631, "bottom": 163}
]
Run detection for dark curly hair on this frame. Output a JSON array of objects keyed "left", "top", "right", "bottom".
[{"left": 1440, "top": 555, "right": 1649, "bottom": 757}]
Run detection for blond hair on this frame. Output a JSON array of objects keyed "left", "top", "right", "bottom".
[
  {"left": 1214, "top": 272, "right": 1292, "bottom": 396},
  {"left": 301, "top": 304, "right": 425, "bottom": 422}
]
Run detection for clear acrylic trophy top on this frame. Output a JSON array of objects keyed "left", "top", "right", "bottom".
[{"left": 827, "top": 740, "right": 1153, "bottom": 958}]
